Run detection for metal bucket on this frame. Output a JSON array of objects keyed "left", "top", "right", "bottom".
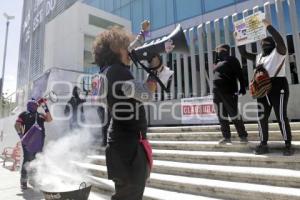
[{"left": 42, "top": 182, "right": 92, "bottom": 200}]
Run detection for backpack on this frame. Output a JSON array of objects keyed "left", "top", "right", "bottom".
[{"left": 250, "top": 57, "right": 285, "bottom": 99}]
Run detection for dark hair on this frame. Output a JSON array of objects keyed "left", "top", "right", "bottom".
[
  {"left": 93, "top": 27, "right": 133, "bottom": 67},
  {"left": 216, "top": 44, "right": 230, "bottom": 52},
  {"left": 261, "top": 36, "right": 275, "bottom": 46}
]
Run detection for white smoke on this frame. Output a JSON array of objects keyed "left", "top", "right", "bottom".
[{"left": 29, "top": 128, "right": 95, "bottom": 192}]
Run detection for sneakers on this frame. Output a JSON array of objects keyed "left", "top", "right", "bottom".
[
  {"left": 219, "top": 138, "right": 232, "bottom": 144},
  {"left": 283, "top": 145, "right": 295, "bottom": 156},
  {"left": 239, "top": 137, "right": 248, "bottom": 144},
  {"left": 21, "top": 181, "right": 27, "bottom": 190},
  {"left": 254, "top": 143, "right": 269, "bottom": 155}
]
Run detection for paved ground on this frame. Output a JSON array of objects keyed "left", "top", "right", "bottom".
[{"left": 0, "top": 160, "right": 109, "bottom": 200}]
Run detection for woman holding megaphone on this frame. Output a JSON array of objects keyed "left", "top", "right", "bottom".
[{"left": 93, "top": 21, "right": 156, "bottom": 200}]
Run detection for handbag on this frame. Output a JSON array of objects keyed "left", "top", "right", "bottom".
[
  {"left": 21, "top": 113, "right": 44, "bottom": 153},
  {"left": 250, "top": 56, "right": 285, "bottom": 99}
]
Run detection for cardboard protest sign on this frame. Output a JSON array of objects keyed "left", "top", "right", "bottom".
[{"left": 234, "top": 12, "right": 267, "bottom": 46}]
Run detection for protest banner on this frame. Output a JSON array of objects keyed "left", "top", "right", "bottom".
[
  {"left": 181, "top": 95, "right": 218, "bottom": 124},
  {"left": 234, "top": 11, "right": 267, "bottom": 46}
]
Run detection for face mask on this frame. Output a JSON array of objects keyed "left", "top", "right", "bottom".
[
  {"left": 261, "top": 37, "right": 275, "bottom": 56},
  {"left": 217, "top": 50, "right": 229, "bottom": 61},
  {"left": 261, "top": 43, "right": 275, "bottom": 56}
]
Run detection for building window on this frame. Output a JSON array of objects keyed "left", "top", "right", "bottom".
[
  {"left": 203, "top": 0, "right": 235, "bottom": 13},
  {"left": 175, "top": 0, "right": 202, "bottom": 21},
  {"left": 151, "top": 0, "right": 175, "bottom": 30},
  {"left": 89, "top": 15, "right": 124, "bottom": 29},
  {"left": 120, "top": 4, "right": 131, "bottom": 20},
  {"left": 132, "top": 0, "right": 143, "bottom": 33},
  {"left": 121, "top": 0, "right": 131, "bottom": 6},
  {"left": 151, "top": 0, "right": 167, "bottom": 29},
  {"left": 143, "top": 0, "right": 151, "bottom": 21},
  {"left": 104, "top": 0, "right": 114, "bottom": 12},
  {"left": 84, "top": 0, "right": 105, "bottom": 10}
]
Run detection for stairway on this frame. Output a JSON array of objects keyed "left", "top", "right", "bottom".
[{"left": 78, "top": 122, "right": 300, "bottom": 200}]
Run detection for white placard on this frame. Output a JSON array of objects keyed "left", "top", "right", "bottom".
[
  {"left": 234, "top": 11, "right": 267, "bottom": 46},
  {"left": 181, "top": 95, "right": 218, "bottom": 124}
]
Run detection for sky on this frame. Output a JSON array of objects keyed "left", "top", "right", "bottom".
[{"left": 0, "top": 0, "right": 23, "bottom": 96}]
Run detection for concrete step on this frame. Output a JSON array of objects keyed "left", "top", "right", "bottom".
[
  {"left": 78, "top": 163, "right": 300, "bottom": 200},
  {"left": 150, "top": 141, "right": 300, "bottom": 152},
  {"left": 152, "top": 150, "right": 300, "bottom": 170},
  {"left": 88, "top": 175, "right": 218, "bottom": 200},
  {"left": 85, "top": 155, "right": 300, "bottom": 188},
  {"left": 148, "top": 122, "right": 300, "bottom": 133},
  {"left": 148, "top": 130, "right": 300, "bottom": 141}
]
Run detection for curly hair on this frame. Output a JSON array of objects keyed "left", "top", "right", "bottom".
[{"left": 93, "top": 27, "right": 133, "bottom": 67}]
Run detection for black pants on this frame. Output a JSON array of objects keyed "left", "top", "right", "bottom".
[
  {"left": 21, "top": 145, "right": 36, "bottom": 183},
  {"left": 106, "top": 140, "right": 149, "bottom": 200},
  {"left": 257, "top": 77, "right": 292, "bottom": 145},
  {"left": 213, "top": 90, "right": 248, "bottom": 139}
]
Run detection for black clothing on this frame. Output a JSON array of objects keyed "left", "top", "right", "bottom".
[
  {"left": 213, "top": 89, "right": 248, "bottom": 139},
  {"left": 97, "top": 106, "right": 111, "bottom": 146},
  {"left": 105, "top": 63, "right": 149, "bottom": 200},
  {"left": 106, "top": 142, "right": 149, "bottom": 200},
  {"left": 106, "top": 63, "right": 147, "bottom": 142},
  {"left": 17, "top": 112, "right": 46, "bottom": 136},
  {"left": 64, "top": 87, "right": 86, "bottom": 130},
  {"left": 257, "top": 77, "right": 292, "bottom": 145},
  {"left": 213, "top": 56, "right": 246, "bottom": 94},
  {"left": 21, "top": 144, "right": 36, "bottom": 183},
  {"left": 213, "top": 54, "right": 247, "bottom": 139}
]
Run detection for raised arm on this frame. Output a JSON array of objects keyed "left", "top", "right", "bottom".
[
  {"left": 122, "top": 79, "right": 155, "bottom": 102},
  {"left": 263, "top": 20, "right": 287, "bottom": 55},
  {"left": 237, "top": 45, "right": 257, "bottom": 62},
  {"left": 128, "top": 20, "right": 150, "bottom": 52},
  {"left": 41, "top": 102, "right": 53, "bottom": 122}
]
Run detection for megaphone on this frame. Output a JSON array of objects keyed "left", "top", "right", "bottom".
[
  {"left": 132, "top": 24, "right": 189, "bottom": 61},
  {"left": 37, "top": 90, "right": 58, "bottom": 105}
]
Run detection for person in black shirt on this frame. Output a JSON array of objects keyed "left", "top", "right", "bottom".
[
  {"left": 93, "top": 27, "right": 155, "bottom": 200},
  {"left": 64, "top": 86, "right": 86, "bottom": 130},
  {"left": 15, "top": 99, "right": 52, "bottom": 190},
  {"left": 213, "top": 44, "right": 248, "bottom": 144}
]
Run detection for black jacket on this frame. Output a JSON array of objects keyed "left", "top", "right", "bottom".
[
  {"left": 213, "top": 56, "right": 246, "bottom": 94},
  {"left": 106, "top": 63, "right": 147, "bottom": 142}
]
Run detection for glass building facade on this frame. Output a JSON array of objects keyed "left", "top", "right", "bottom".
[
  {"left": 82, "top": 0, "right": 300, "bottom": 34},
  {"left": 83, "top": 0, "right": 251, "bottom": 33}
]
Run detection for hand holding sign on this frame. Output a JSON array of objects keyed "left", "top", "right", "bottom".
[{"left": 262, "top": 19, "right": 271, "bottom": 27}]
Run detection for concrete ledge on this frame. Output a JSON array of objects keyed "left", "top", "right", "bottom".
[{"left": 148, "top": 122, "right": 300, "bottom": 133}]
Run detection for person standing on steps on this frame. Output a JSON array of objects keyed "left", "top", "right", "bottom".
[
  {"left": 213, "top": 43, "right": 249, "bottom": 145},
  {"left": 237, "top": 19, "right": 294, "bottom": 156},
  {"left": 93, "top": 27, "right": 155, "bottom": 200},
  {"left": 64, "top": 86, "right": 86, "bottom": 130}
]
